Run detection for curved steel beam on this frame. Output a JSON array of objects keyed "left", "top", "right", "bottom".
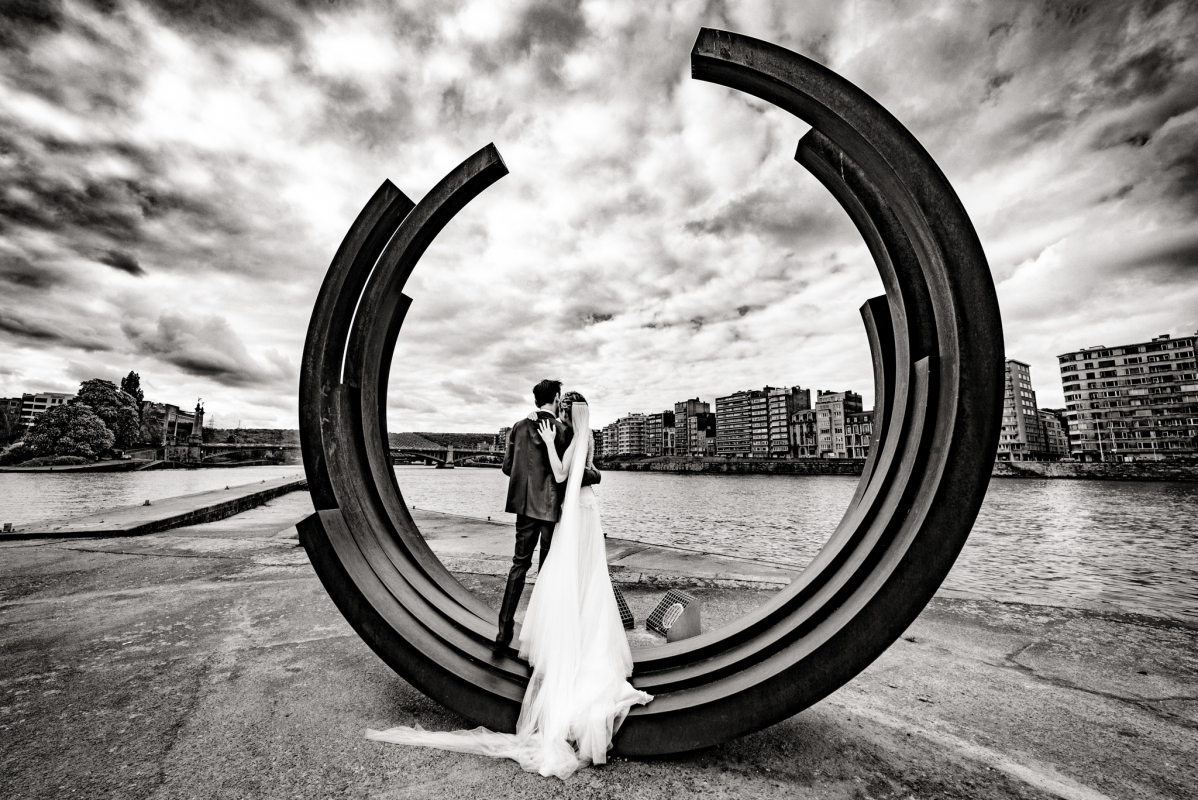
[{"left": 296, "top": 28, "right": 1003, "bottom": 756}]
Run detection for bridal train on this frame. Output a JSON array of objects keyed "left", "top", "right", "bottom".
[{"left": 367, "top": 402, "right": 651, "bottom": 779}]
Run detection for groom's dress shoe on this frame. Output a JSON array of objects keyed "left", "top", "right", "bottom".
[{"left": 492, "top": 628, "right": 513, "bottom": 653}]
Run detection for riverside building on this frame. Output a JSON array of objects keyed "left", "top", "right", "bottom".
[
  {"left": 1039, "top": 409, "right": 1070, "bottom": 459},
  {"left": 997, "top": 359, "right": 1049, "bottom": 461},
  {"left": 815, "top": 390, "right": 863, "bottom": 458},
  {"left": 18, "top": 392, "right": 73, "bottom": 427},
  {"left": 845, "top": 410, "right": 874, "bottom": 459},
  {"left": 792, "top": 409, "right": 819, "bottom": 457},
  {"left": 645, "top": 411, "right": 675, "bottom": 457},
  {"left": 715, "top": 390, "right": 755, "bottom": 456},
  {"left": 1059, "top": 331, "right": 1197, "bottom": 461},
  {"left": 769, "top": 386, "right": 811, "bottom": 457},
  {"left": 614, "top": 413, "right": 647, "bottom": 456},
  {"left": 601, "top": 422, "right": 617, "bottom": 457},
  {"left": 716, "top": 386, "right": 809, "bottom": 458},
  {"left": 673, "top": 398, "right": 712, "bottom": 457}
]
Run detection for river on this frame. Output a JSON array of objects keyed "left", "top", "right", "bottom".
[{"left": 1, "top": 465, "right": 1194, "bottom": 623}]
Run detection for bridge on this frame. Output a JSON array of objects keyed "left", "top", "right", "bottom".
[{"left": 388, "top": 433, "right": 501, "bottom": 468}]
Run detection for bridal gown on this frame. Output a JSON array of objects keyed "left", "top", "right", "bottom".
[{"left": 366, "top": 425, "right": 652, "bottom": 779}]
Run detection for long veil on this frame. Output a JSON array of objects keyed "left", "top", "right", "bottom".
[{"left": 366, "top": 402, "right": 650, "bottom": 779}]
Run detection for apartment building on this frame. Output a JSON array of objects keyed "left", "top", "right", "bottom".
[
  {"left": 601, "top": 422, "right": 618, "bottom": 458},
  {"left": 673, "top": 398, "right": 708, "bottom": 456},
  {"left": 645, "top": 411, "right": 675, "bottom": 457},
  {"left": 845, "top": 410, "right": 874, "bottom": 459},
  {"left": 997, "top": 360, "right": 1048, "bottom": 461},
  {"left": 614, "top": 413, "right": 648, "bottom": 456},
  {"left": 768, "top": 386, "right": 811, "bottom": 457},
  {"left": 717, "top": 386, "right": 809, "bottom": 458},
  {"left": 590, "top": 428, "right": 605, "bottom": 461},
  {"left": 715, "top": 390, "right": 755, "bottom": 456},
  {"left": 688, "top": 411, "right": 716, "bottom": 456},
  {"left": 1059, "top": 331, "right": 1197, "bottom": 460},
  {"left": 19, "top": 392, "right": 74, "bottom": 426},
  {"left": 792, "top": 408, "right": 819, "bottom": 457},
  {"left": 1038, "top": 408, "right": 1070, "bottom": 459},
  {"left": 815, "top": 390, "right": 863, "bottom": 458}
]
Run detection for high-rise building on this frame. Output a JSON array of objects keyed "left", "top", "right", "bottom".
[
  {"left": 673, "top": 398, "right": 708, "bottom": 456},
  {"left": 715, "top": 390, "right": 757, "bottom": 456},
  {"left": 815, "top": 390, "right": 863, "bottom": 458},
  {"left": 1038, "top": 408, "right": 1070, "bottom": 459},
  {"left": 591, "top": 428, "right": 605, "bottom": 461},
  {"left": 645, "top": 411, "right": 675, "bottom": 457},
  {"left": 718, "top": 386, "right": 810, "bottom": 458},
  {"left": 688, "top": 412, "right": 716, "bottom": 456},
  {"left": 18, "top": 392, "right": 73, "bottom": 427},
  {"left": 601, "top": 422, "right": 618, "bottom": 458},
  {"left": 1058, "top": 331, "right": 1197, "bottom": 461},
  {"left": 845, "top": 410, "right": 874, "bottom": 459},
  {"left": 997, "top": 359, "right": 1048, "bottom": 461},
  {"left": 497, "top": 426, "right": 511, "bottom": 449},
  {"left": 768, "top": 386, "right": 810, "bottom": 457},
  {"left": 614, "top": 413, "right": 647, "bottom": 456}
]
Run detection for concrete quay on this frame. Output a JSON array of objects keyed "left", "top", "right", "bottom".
[
  {"left": 1, "top": 492, "right": 1194, "bottom": 800},
  {"left": 0, "top": 476, "right": 308, "bottom": 540}
]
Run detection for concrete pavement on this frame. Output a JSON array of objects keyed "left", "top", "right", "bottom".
[{"left": 1, "top": 491, "right": 1194, "bottom": 799}]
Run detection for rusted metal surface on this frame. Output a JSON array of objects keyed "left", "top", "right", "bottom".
[{"left": 296, "top": 28, "right": 1003, "bottom": 756}]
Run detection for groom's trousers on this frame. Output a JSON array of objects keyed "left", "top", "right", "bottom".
[{"left": 496, "top": 514, "right": 555, "bottom": 639}]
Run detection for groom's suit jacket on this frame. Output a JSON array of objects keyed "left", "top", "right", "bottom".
[{"left": 502, "top": 411, "right": 601, "bottom": 522}]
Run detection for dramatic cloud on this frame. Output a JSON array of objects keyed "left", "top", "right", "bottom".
[{"left": 1, "top": 0, "right": 1196, "bottom": 430}]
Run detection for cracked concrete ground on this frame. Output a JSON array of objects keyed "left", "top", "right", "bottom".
[{"left": 1, "top": 492, "right": 1194, "bottom": 800}]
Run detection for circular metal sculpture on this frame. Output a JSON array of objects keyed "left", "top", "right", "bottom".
[{"left": 297, "top": 29, "right": 1003, "bottom": 756}]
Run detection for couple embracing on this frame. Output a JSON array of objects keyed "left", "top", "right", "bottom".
[{"left": 368, "top": 380, "right": 652, "bottom": 778}]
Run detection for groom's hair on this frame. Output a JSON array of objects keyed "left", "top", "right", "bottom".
[{"left": 533, "top": 379, "right": 562, "bottom": 407}]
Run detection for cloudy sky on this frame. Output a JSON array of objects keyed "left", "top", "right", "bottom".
[{"left": 1, "top": 0, "right": 1196, "bottom": 432}]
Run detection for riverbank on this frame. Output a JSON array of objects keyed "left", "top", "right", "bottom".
[
  {"left": 992, "top": 460, "right": 1198, "bottom": 481},
  {"left": 0, "top": 476, "right": 307, "bottom": 539},
  {"left": 1, "top": 490, "right": 1192, "bottom": 799},
  {"left": 600, "top": 456, "right": 866, "bottom": 475},
  {"left": 601, "top": 455, "right": 1198, "bottom": 480}
]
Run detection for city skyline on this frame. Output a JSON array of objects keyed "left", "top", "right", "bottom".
[{"left": 2, "top": 2, "right": 1196, "bottom": 432}]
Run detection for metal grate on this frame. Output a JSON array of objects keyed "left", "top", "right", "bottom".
[
  {"left": 646, "top": 589, "right": 696, "bottom": 635},
  {"left": 613, "top": 584, "right": 634, "bottom": 630}
]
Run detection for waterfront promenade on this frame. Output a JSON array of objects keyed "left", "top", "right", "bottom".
[{"left": 1, "top": 491, "right": 1194, "bottom": 799}]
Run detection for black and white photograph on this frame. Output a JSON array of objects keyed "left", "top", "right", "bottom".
[{"left": 1, "top": 1, "right": 1195, "bottom": 797}]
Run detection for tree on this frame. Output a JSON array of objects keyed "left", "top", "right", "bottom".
[
  {"left": 76, "top": 378, "right": 140, "bottom": 449},
  {"left": 24, "top": 404, "right": 114, "bottom": 460},
  {"left": 0, "top": 404, "right": 18, "bottom": 444},
  {"left": 120, "top": 371, "right": 144, "bottom": 407}
]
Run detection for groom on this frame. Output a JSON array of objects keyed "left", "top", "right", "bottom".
[{"left": 495, "top": 379, "right": 600, "bottom": 651}]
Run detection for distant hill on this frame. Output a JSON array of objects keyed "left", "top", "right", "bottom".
[
  {"left": 388, "top": 432, "right": 440, "bottom": 449},
  {"left": 203, "top": 428, "right": 299, "bottom": 445},
  {"left": 199, "top": 429, "right": 498, "bottom": 449},
  {"left": 412, "top": 432, "right": 500, "bottom": 448}
]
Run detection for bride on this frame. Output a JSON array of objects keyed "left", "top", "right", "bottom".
[{"left": 366, "top": 395, "right": 652, "bottom": 779}]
